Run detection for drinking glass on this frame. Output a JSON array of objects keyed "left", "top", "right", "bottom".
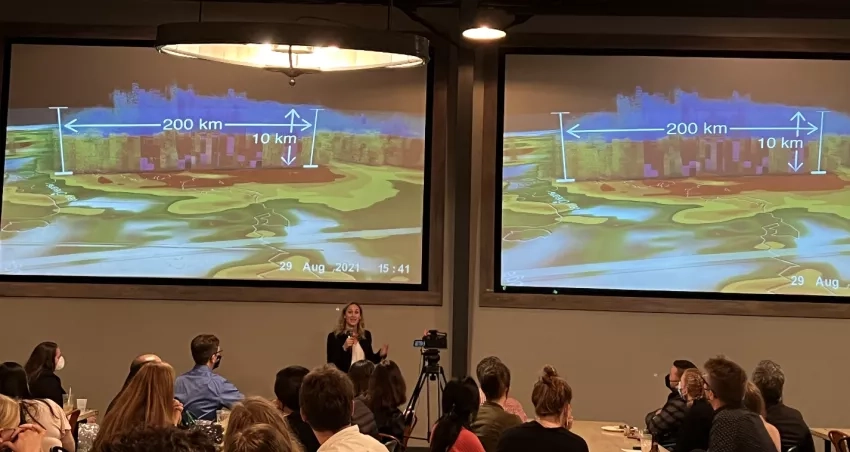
[
  {"left": 76, "top": 399, "right": 88, "bottom": 412},
  {"left": 640, "top": 431, "right": 653, "bottom": 452}
]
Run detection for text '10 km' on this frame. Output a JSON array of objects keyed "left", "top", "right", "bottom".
[{"left": 758, "top": 137, "right": 804, "bottom": 149}]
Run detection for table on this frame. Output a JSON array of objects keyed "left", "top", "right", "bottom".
[
  {"left": 571, "top": 420, "right": 670, "bottom": 452},
  {"left": 810, "top": 428, "right": 850, "bottom": 452}
]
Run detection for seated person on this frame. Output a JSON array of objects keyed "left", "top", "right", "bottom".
[
  {"left": 0, "top": 362, "right": 75, "bottom": 451},
  {"left": 106, "top": 354, "right": 161, "bottom": 415},
  {"left": 274, "top": 366, "right": 320, "bottom": 452},
  {"left": 674, "top": 368, "right": 714, "bottom": 452},
  {"left": 496, "top": 366, "right": 588, "bottom": 452},
  {"left": 96, "top": 426, "right": 216, "bottom": 452},
  {"left": 744, "top": 382, "right": 781, "bottom": 452},
  {"left": 364, "top": 360, "right": 407, "bottom": 441},
  {"left": 645, "top": 360, "right": 697, "bottom": 446},
  {"left": 431, "top": 377, "right": 485, "bottom": 452},
  {"left": 175, "top": 335, "right": 243, "bottom": 421},
  {"left": 753, "top": 361, "right": 815, "bottom": 452},
  {"left": 470, "top": 358, "right": 522, "bottom": 452},
  {"left": 225, "top": 397, "right": 301, "bottom": 452},
  {"left": 299, "top": 364, "right": 386, "bottom": 452},
  {"left": 702, "top": 356, "right": 775, "bottom": 452},
  {"left": 347, "top": 360, "right": 379, "bottom": 437},
  {"left": 475, "top": 358, "right": 527, "bottom": 422},
  {"left": 224, "top": 424, "right": 292, "bottom": 452}
]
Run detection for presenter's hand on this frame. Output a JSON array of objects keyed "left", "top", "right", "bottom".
[
  {"left": 379, "top": 344, "right": 389, "bottom": 357},
  {"left": 344, "top": 336, "right": 357, "bottom": 350}
]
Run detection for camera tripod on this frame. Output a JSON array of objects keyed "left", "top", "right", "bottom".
[{"left": 404, "top": 350, "right": 448, "bottom": 442}]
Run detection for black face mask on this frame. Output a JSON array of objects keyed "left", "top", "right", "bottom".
[{"left": 213, "top": 355, "right": 222, "bottom": 370}]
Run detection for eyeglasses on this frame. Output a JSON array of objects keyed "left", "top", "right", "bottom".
[{"left": 701, "top": 374, "right": 715, "bottom": 393}]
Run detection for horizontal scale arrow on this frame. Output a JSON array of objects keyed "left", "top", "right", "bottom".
[
  {"left": 566, "top": 123, "right": 665, "bottom": 139},
  {"left": 728, "top": 123, "right": 818, "bottom": 135},
  {"left": 224, "top": 120, "right": 311, "bottom": 131},
  {"left": 64, "top": 118, "right": 161, "bottom": 133}
]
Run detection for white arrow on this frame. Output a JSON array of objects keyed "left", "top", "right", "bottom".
[
  {"left": 281, "top": 145, "right": 296, "bottom": 166},
  {"left": 566, "top": 123, "right": 665, "bottom": 139},
  {"left": 728, "top": 123, "right": 818, "bottom": 135},
  {"left": 788, "top": 150, "right": 803, "bottom": 172},
  {"left": 64, "top": 118, "right": 161, "bottom": 133},
  {"left": 224, "top": 118, "right": 311, "bottom": 132},
  {"left": 791, "top": 111, "right": 806, "bottom": 137},
  {"left": 284, "top": 109, "right": 301, "bottom": 120}
]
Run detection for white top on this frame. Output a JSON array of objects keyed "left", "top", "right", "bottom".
[
  {"left": 317, "top": 425, "right": 387, "bottom": 452},
  {"left": 22, "top": 399, "right": 73, "bottom": 452},
  {"left": 351, "top": 341, "right": 365, "bottom": 365}
]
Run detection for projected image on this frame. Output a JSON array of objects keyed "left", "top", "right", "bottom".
[
  {"left": 2, "top": 44, "right": 427, "bottom": 283},
  {"left": 501, "top": 54, "right": 850, "bottom": 296}
]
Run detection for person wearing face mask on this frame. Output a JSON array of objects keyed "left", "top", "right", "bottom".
[
  {"left": 175, "top": 334, "right": 244, "bottom": 421},
  {"left": 674, "top": 368, "right": 714, "bottom": 452},
  {"left": 326, "top": 303, "right": 388, "bottom": 373},
  {"left": 24, "top": 342, "right": 66, "bottom": 408},
  {"left": 645, "top": 359, "right": 697, "bottom": 448},
  {"left": 496, "top": 366, "right": 586, "bottom": 452}
]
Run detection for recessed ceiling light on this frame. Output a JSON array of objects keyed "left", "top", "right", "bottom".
[
  {"left": 155, "top": 23, "right": 430, "bottom": 81},
  {"left": 462, "top": 26, "right": 507, "bottom": 41}
]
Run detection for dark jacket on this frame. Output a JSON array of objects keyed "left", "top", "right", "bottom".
[
  {"left": 764, "top": 403, "right": 815, "bottom": 452},
  {"left": 708, "top": 406, "right": 776, "bottom": 452},
  {"left": 287, "top": 412, "right": 321, "bottom": 452},
  {"left": 326, "top": 330, "right": 382, "bottom": 373},
  {"left": 28, "top": 371, "right": 65, "bottom": 408},
  {"left": 675, "top": 398, "right": 714, "bottom": 452},
  {"left": 646, "top": 395, "right": 688, "bottom": 441},
  {"left": 353, "top": 395, "right": 379, "bottom": 437},
  {"left": 373, "top": 406, "right": 405, "bottom": 441},
  {"left": 471, "top": 401, "right": 523, "bottom": 452}
]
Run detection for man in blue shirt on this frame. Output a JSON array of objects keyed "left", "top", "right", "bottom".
[{"left": 175, "top": 334, "right": 244, "bottom": 421}]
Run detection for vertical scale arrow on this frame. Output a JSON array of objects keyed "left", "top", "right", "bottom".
[
  {"left": 788, "top": 150, "right": 803, "bottom": 172},
  {"left": 281, "top": 145, "right": 296, "bottom": 165},
  {"left": 791, "top": 111, "right": 805, "bottom": 137}
]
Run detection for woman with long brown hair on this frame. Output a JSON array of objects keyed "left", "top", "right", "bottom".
[
  {"left": 225, "top": 397, "right": 302, "bottom": 452},
  {"left": 92, "top": 362, "right": 184, "bottom": 452},
  {"left": 674, "top": 368, "right": 714, "bottom": 452},
  {"left": 326, "top": 302, "right": 387, "bottom": 373},
  {"left": 496, "top": 366, "right": 587, "bottom": 452},
  {"left": 364, "top": 360, "right": 407, "bottom": 441}
]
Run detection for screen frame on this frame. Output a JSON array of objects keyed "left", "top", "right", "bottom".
[
  {"left": 489, "top": 40, "right": 850, "bottom": 317},
  {"left": 0, "top": 34, "right": 439, "bottom": 302}
]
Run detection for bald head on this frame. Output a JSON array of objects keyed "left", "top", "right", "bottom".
[{"left": 131, "top": 354, "right": 161, "bottom": 368}]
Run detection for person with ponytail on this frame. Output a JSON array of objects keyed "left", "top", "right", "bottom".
[
  {"left": 496, "top": 366, "right": 588, "bottom": 452},
  {"left": 430, "top": 378, "right": 485, "bottom": 452}
]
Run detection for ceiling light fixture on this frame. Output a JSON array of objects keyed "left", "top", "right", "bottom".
[
  {"left": 155, "top": 22, "right": 429, "bottom": 85},
  {"left": 462, "top": 25, "right": 507, "bottom": 41}
]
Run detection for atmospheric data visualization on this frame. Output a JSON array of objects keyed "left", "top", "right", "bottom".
[
  {"left": 501, "top": 54, "right": 850, "bottom": 297},
  {"left": 2, "top": 44, "right": 427, "bottom": 284}
]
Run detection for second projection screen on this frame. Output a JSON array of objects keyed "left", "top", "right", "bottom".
[{"left": 500, "top": 53, "right": 850, "bottom": 297}]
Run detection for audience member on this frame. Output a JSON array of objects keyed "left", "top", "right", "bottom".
[
  {"left": 752, "top": 361, "right": 815, "bottom": 452},
  {"left": 645, "top": 360, "right": 697, "bottom": 446},
  {"left": 299, "top": 365, "right": 380, "bottom": 452},
  {"left": 0, "top": 394, "right": 19, "bottom": 437},
  {"left": 703, "top": 356, "right": 775, "bottom": 452},
  {"left": 1, "top": 423, "right": 46, "bottom": 452},
  {"left": 471, "top": 358, "right": 521, "bottom": 452},
  {"left": 225, "top": 424, "right": 292, "bottom": 452},
  {"left": 96, "top": 426, "right": 215, "bottom": 452},
  {"left": 93, "top": 362, "right": 184, "bottom": 452},
  {"left": 299, "top": 364, "right": 386, "bottom": 452},
  {"left": 346, "top": 361, "right": 378, "bottom": 437},
  {"left": 743, "top": 382, "right": 781, "bottom": 452},
  {"left": 430, "top": 377, "right": 485, "bottom": 452},
  {"left": 496, "top": 366, "right": 587, "bottom": 452},
  {"left": 175, "top": 335, "right": 243, "bottom": 421},
  {"left": 274, "top": 367, "right": 319, "bottom": 452},
  {"left": 23, "top": 342, "right": 65, "bottom": 408},
  {"left": 226, "top": 397, "right": 302, "bottom": 452},
  {"left": 326, "top": 303, "right": 387, "bottom": 373},
  {"left": 674, "top": 368, "right": 713, "bottom": 452},
  {"left": 106, "top": 354, "right": 161, "bottom": 415},
  {"left": 364, "top": 360, "right": 407, "bottom": 441},
  {"left": 474, "top": 358, "right": 527, "bottom": 422},
  {"left": 0, "top": 362, "right": 75, "bottom": 451}
]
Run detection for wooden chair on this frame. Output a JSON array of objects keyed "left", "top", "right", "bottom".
[
  {"left": 377, "top": 433, "right": 402, "bottom": 452},
  {"left": 828, "top": 430, "right": 849, "bottom": 452},
  {"left": 67, "top": 409, "right": 81, "bottom": 447},
  {"left": 401, "top": 410, "right": 417, "bottom": 449}
]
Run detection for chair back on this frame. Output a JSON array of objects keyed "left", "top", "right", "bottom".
[
  {"left": 378, "top": 433, "right": 402, "bottom": 452},
  {"left": 829, "top": 430, "right": 849, "bottom": 452},
  {"left": 402, "top": 410, "right": 417, "bottom": 448}
]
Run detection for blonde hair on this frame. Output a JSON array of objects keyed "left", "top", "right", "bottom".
[
  {"left": 531, "top": 365, "right": 572, "bottom": 418},
  {"left": 225, "top": 424, "right": 292, "bottom": 452},
  {"left": 743, "top": 381, "right": 766, "bottom": 417},
  {"left": 93, "top": 362, "right": 177, "bottom": 451},
  {"left": 333, "top": 302, "right": 366, "bottom": 337},
  {"left": 226, "top": 397, "right": 302, "bottom": 452},
  {"left": 681, "top": 369, "right": 705, "bottom": 405},
  {"left": 0, "top": 394, "right": 18, "bottom": 429}
]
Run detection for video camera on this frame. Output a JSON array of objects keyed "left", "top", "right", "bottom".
[{"left": 412, "top": 329, "right": 448, "bottom": 350}]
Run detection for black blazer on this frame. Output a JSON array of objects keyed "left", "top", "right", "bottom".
[
  {"left": 326, "top": 330, "right": 382, "bottom": 373},
  {"left": 29, "top": 371, "right": 65, "bottom": 408}
]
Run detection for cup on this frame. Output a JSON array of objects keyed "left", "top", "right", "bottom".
[
  {"left": 62, "top": 395, "right": 70, "bottom": 410},
  {"left": 640, "top": 431, "right": 653, "bottom": 452},
  {"left": 76, "top": 399, "right": 88, "bottom": 412}
]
